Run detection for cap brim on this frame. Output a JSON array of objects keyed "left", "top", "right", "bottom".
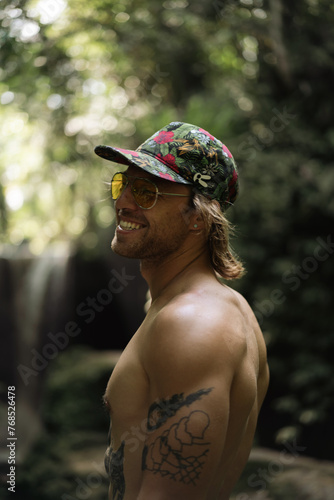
[{"left": 94, "top": 145, "right": 191, "bottom": 185}]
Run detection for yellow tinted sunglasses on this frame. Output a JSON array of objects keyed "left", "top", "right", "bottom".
[{"left": 111, "top": 172, "right": 190, "bottom": 209}]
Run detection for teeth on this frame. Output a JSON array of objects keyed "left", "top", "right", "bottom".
[{"left": 119, "top": 220, "right": 142, "bottom": 230}]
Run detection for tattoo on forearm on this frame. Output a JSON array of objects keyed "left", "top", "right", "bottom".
[
  {"left": 142, "top": 388, "right": 213, "bottom": 485},
  {"left": 104, "top": 440, "right": 126, "bottom": 500},
  {"left": 147, "top": 387, "right": 213, "bottom": 431}
]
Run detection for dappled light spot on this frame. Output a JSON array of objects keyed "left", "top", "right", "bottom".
[
  {"left": 97, "top": 206, "right": 114, "bottom": 228},
  {"left": 67, "top": 216, "right": 87, "bottom": 235},
  {"left": 115, "top": 12, "right": 130, "bottom": 23},
  {"left": 5, "top": 186, "right": 24, "bottom": 211},
  {"left": 237, "top": 96, "right": 253, "bottom": 111},
  {"left": 1, "top": 91, "right": 15, "bottom": 104},
  {"left": 46, "top": 94, "right": 64, "bottom": 110}
]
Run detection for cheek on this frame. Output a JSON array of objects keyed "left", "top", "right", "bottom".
[
  {"left": 147, "top": 216, "right": 178, "bottom": 239},
  {"left": 173, "top": 200, "right": 194, "bottom": 226},
  {"left": 149, "top": 200, "right": 192, "bottom": 235},
  {"left": 179, "top": 206, "right": 194, "bottom": 228},
  {"left": 163, "top": 214, "right": 189, "bottom": 239}
]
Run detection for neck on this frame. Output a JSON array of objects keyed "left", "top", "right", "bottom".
[{"left": 140, "top": 245, "right": 213, "bottom": 302}]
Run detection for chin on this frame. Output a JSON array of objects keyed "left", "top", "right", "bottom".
[
  {"left": 111, "top": 236, "right": 122, "bottom": 255},
  {"left": 111, "top": 238, "right": 139, "bottom": 259},
  {"left": 111, "top": 238, "right": 125, "bottom": 256}
]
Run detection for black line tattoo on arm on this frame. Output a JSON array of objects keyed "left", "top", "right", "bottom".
[
  {"left": 142, "top": 409, "right": 211, "bottom": 484},
  {"left": 147, "top": 387, "right": 213, "bottom": 431},
  {"left": 142, "top": 387, "right": 214, "bottom": 485},
  {"left": 104, "top": 439, "right": 126, "bottom": 500}
]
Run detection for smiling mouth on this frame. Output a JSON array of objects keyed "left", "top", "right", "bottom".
[{"left": 119, "top": 220, "right": 144, "bottom": 231}]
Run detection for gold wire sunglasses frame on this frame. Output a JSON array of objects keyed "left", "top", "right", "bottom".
[{"left": 111, "top": 171, "right": 190, "bottom": 209}]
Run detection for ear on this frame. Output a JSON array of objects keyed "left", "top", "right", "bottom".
[
  {"left": 177, "top": 201, "right": 204, "bottom": 231},
  {"left": 189, "top": 212, "right": 205, "bottom": 232}
]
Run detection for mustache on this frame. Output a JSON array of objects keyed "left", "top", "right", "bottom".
[{"left": 117, "top": 209, "right": 147, "bottom": 225}]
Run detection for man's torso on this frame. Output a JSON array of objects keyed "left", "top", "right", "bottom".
[{"left": 104, "top": 278, "right": 269, "bottom": 499}]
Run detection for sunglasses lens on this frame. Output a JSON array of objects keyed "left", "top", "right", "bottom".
[
  {"left": 132, "top": 178, "right": 157, "bottom": 209},
  {"left": 111, "top": 173, "right": 126, "bottom": 200}
]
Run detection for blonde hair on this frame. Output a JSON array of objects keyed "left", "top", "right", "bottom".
[{"left": 192, "top": 193, "right": 245, "bottom": 280}]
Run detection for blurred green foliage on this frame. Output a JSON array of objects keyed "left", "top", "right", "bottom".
[
  {"left": 1, "top": 0, "right": 334, "bottom": 459},
  {"left": 14, "top": 347, "right": 111, "bottom": 500}
]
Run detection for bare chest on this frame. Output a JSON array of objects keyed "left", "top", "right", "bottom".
[{"left": 104, "top": 329, "right": 150, "bottom": 447}]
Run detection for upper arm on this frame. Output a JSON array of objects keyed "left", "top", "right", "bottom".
[{"left": 138, "top": 305, "right": 241, "bottom": 499}]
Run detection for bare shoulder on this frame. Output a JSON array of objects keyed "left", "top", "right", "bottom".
[
  {"left": 151, "top": 282, "right": 259, "bottom": 349},
  {"left": 143, "top": 281, "right": 265, "bottom": 389},
  {"left": 153, "top": 284, "right": 246, "bottom": 347}
]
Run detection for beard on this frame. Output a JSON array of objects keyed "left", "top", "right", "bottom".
[{"left": 111, "top": 215, "right": 190, "bottom": 264}]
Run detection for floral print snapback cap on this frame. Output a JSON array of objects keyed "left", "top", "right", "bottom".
[{"left": 94, "top": 121, "right": 239, "bottom": 211}]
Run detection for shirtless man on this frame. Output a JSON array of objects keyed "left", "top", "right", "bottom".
[{"left": 94, "top": 122, "right": 269, "bottom": 500}]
